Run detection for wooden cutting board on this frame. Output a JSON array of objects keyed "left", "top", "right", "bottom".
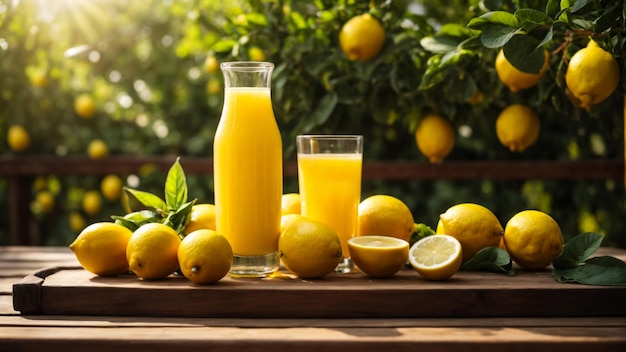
[{"left": 13, "top": 265, "right": 626, "bottom": 318}]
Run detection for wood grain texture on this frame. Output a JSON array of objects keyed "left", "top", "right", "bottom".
[{"left": 11, "top": 265, "right": 626, "bottom": 318}]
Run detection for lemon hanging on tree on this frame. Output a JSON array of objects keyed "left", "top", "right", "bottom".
[
  {"left": 74, "top": 93, "right": 96, "bottom": 119},
  {"left": 495, "top": 48, "right": 549, "bottom": 92},
  {"left": 414, "top": 113, "right": 455, "bottom": 164},
  {"left": 339, "top": 13, "right": 385, "bottom": 61},
  {"left": 7, "top": 125, "right": 30, "bottom": 152},
  {"left": 496, "top": 104, "right": 540, "bottom": 152},
  {"left": 565, "top": 39, "right": 620, "bottom": 111}
]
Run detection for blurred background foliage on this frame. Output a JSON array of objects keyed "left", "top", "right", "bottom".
[{"left": 0, "top": 0, "right": 624, "bottom": 248}]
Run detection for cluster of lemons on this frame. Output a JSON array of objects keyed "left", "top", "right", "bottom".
[
  {"left": 69, "top": 191, "right": 565, "bottom": 284},
  {"left": 281, "top": 194, "right": 565, "bottom": 281},
  {"left": 70, "top": 204, "right": 233, "bottom": 285},
  {"left": 413, "top": 41, "right": 617, "bottom": 163}
]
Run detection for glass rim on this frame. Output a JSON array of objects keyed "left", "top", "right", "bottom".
[
  {"left": 296, "top": 134, "right": 363, "bottom": 141},
  {"left": 220, "top": 61, "right": 274, "bottom": 71}
]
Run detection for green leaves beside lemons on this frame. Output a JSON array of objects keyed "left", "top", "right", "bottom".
[
  {"left": 461, "top": 247, "right": 514, "bottom": 276},
  {"left": 112, "top": 157, "right": 196, "bottom": 237},
  {"left": 409, "top": 223, "right": 435, "bottom": 247},
  {"left": 552, "top": 232, "right": 626, "bottom": 286}
]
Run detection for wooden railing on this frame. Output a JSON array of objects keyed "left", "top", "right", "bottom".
[{"left": 1, "top": 156, "right": 624, "bottom": 245}]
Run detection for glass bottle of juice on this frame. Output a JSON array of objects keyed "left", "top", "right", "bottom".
[{"left": 214, "top": 62, "right": 282, "bottom": 277}]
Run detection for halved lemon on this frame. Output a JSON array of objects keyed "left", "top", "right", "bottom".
[
  {"left": 348, "top": 235, "right": 409, "bottom": 278},
  {"left": 409, "top": 234, "right": 462, "bottom": 281}
]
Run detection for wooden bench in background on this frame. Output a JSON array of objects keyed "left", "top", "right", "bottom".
[{"left": 1, "top": 156, "right": 624, "bottom": 245}]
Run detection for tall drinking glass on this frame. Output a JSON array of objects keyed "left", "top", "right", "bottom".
[
  {"left": 214, "top": 62, "right": 282, "bottom": 277},
  {"left": 296, "top": 135, "right": 363, "bottom": 273}
]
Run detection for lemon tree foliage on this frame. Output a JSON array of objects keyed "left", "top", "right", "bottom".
[{"left": 0, "top": 0, "right": 625, "bottom": 250}]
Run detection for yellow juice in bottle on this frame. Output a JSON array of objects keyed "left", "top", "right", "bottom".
[
  {"left": 214, "top": 87, "right": 282, "bottom": 256},
  {"left": 297, "top": 153, "right": 362, "bottom": 257}
]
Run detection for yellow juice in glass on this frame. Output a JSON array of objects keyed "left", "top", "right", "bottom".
[
  {"left": 214, "top": 87, "right": 282, "bottom": 258},
  {"left": 297, "top": 153, "right": 363, "bottom": 258}
]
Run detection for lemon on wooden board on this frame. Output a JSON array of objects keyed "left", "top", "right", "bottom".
[
  {"left": 495, "top": 48, "right": 549, "bottom": 92},
  {"left": 502, "top": 210, "right": 564, "bottom": 270},
  {"left": 280, "top": 214, "right": 304, "bottom": 233},
  {"left": 436, "top": 203, "right": 503, "bottom": 262},
  {"left": 126, "top": 223, "right": 181, "bottom": 280},
  {"left": 409, "top": 234, "right": 462, "bottom": 281},
  {"left": 358, "top": 194, "right": 415, "bottom": 242},
  {"left": 184, "top": 204, "right": 216, "bottom": 235},
  {"left": 414, "top": 114, "right": 455, "bottom": 164},
  {"left": 278, "top": 217, "right": 342, "bottom": 279},
  {"left": 281, "top": 193, "right": 301, "bottom": 215},
  {"left": 69, "top": 222, "right": 133, "bottom": 276},
  {"left": 178, "top": 229, "right": 233, "bottom": 284},
  {"left": 348, "top": 235, "right": 409, "bottom": 278},
  {"left": 339, "top": 13, "right": 385, "bottom": 61},
  {"left": 565, "top": 39, "right": 620, "bottom": 111},
  {"left": 496, "top": 104, "right": 540, "bottom": 152},
  {"left": 7, "top": 125, "right": 30, "bottom": 152}
]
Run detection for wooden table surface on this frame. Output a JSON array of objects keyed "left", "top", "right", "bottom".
[{"left": 2, "top": 246, "right": 626, "bottom": 352}]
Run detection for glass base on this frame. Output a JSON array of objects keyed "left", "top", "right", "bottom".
[
  {"left": 229, "top": 252, "right": 280, "bottom": 278},
  {"left": 334, "top": 257, "right": 354, "bottom": 274}
]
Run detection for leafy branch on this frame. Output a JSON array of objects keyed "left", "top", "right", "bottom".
[{"left": 112, "top": 157, "right": 196, "bottom": 238}]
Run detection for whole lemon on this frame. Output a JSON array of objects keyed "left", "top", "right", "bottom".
[
  {"left": 204, "top": 55, "right": 219, "bottom": 73},
  {"left": 496, "top": 104, "right": 540, "bottom": 152},
  {"left": 69, "top": 222, "right": 133, "bottom": 276},
  {"left": 206, "top": 79, "right": 221, "bottom": 95},
  {"left": 184, "top": 204, "right": 217, "bottom": 235},
  {"left": 178, "top": 229, "right": 233, "bottom": 284},
  {"left": 248, "top": 46, "right": 265, "bottom": 61},
  {"left": 339, "top": 13, "right": 386, "bottom": 61},
  {"left": 7, "top": 125, "right": 30, "bottom": 152},
  {"left": 88, "top": 139, "right": 109, "bottom": 160},
  {"left": 280, "top": 214, "right": 304, "bottom": 233},
  {"left": 68, "top": 211, "right": 86, "bottom": 233},
  {"left": 281, "top": 193, "right": 301, "bottom": 215},
  {"left": 565, "top": 40, "right": 619, "bottom": 111},
  {"left": 495, "top": 48, "right": 549, "bottom": 92},
  {"left": 278, "top": 217, "right": 342, "bottom": 279},
  {"left": 74, "top": 93, "right": 96, "bottom": 119},
  {"left": 82, "top": 190, "right": 102, "bottom": 216},
  {"left": 35, "top": 190, "right": 55, "bottom": 213},
  {"left": 357, "top": 195, "right": 415, "bottom": 242},
  {"left": 348, "top": 235, "right": 409, "bottom": 278},
  {"left": 415, "top": 114, "right": 455, "bottom": 164},
  {"left": 126, "top": 223, "right": 181, "bottom": 280},
  {"left": 503, "top": 210, "right": 564, "bottom": 270},
  {"left": 100, "top": 174, "right": 123, "bottom": 201},
  {"left": 436, "top": 203, "right": 503, "bottom": 262}
]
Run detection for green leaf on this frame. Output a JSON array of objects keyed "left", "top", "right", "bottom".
[
  {"left": 515, "top": 8, "right": 553, "bottom": 30},
  {"left": 570, "top": 0, "right": 595, "bottom": 14},
  {"left": 165, "top": 157, "right": 188, "bottom": 210},
  {"left": 480, "top": 24, "right": 519, "bottom": 48},
  {"left": 212, "top": 39, "right": 236, "bottom": 53},
  {"left": 479, "top": 11, "right": 521, "bottom": 27},
  {"left": 112, "top": 210, "right": 160, "bottom": 231},
  {"left": 553, "top": 232, "right": 604, "bottom": 269},
  {"left": 163, "top": 199, "right": 196, "bottom": 238},
  {"left": 552, "top": 256, "right": 626, "bottom": 285},
  {"left": 461, "top": 246, "right": 515, "bottom": 275},
  {"left": 546, "top": 0, "right": 562, "bottom": 18},
  {"left": 502, "top": 35, "right": 546, "bottom": 73},
  {"left": 312, "top": 92, "right": 338, "bottom": 125},
  {"left": 124, "top": 187, "right": 167, "bottom": 212},
  {"left": 409, "top": 223, "right": 435, "bottom": 247},
  {"left": 420, "top": 36, "right": 460, "bottom": 54}
]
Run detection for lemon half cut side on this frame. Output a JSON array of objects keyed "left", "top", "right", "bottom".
[
  {"left": 409, "top": 234, "right": 462, "bottom": 281},
  {"left": 348, "top": 235, "right": 409, "bottom": 278}
]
